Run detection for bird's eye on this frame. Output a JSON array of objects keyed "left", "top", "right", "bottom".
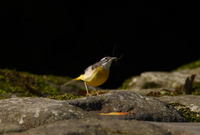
[{"left": 101, "top": 57, "right": 109, "bottom": 61}]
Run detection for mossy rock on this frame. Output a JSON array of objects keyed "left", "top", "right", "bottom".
[
  {"left": 141, "top": 82, "right": 162, "bottom": 89},
  {"left": 190, "top": 82, "right": 200, "bottom": 95},
  {"left": 168, "top": 102, "right": 200, "bottom": 122},
  {"left": 120, "top": 59, "right": 200, "bottom": 94},
  {"left": 0, "top": 69, "right": 85, "bottom": 99},
  {"left": 48, "top": 93, "right": 83, "bottom": 100},
  {"left": 120, "top": 77, "right": 133, "bottom": 89},
  {"left": 176, "top": 59, "right": 200, "bottom": 70}
]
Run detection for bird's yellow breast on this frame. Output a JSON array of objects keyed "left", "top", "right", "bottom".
[{"left": 75, "top": 67, "right": 109, "bottom": 87}]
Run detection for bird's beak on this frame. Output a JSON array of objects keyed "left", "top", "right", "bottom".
[{"left": 111, "top": 57, "right": 118, "bottom": 61}]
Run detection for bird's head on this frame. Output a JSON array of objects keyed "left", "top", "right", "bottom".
[{"left": 100, "top": 56, "right": 118, "bottom": 69}]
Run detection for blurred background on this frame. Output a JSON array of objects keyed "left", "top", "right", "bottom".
[{"left": 0, "top": 1, "right": 199, "bottom": 88}]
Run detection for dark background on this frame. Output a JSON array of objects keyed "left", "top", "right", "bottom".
[{"left": 0, "top": 1, "right": 199, "bottom": 88}]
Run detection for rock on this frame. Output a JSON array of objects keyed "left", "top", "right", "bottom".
[
  {"left": 158, "top": 95, "right": 200, "bottom": 112},
  {"left": 157, "top": 95, "right": 200, "bottom": 122},
  {"left": 122, "top": 67, "right": 200, "bottom": 90},
  {"left": 0, "top": 97, "right": 88, "bottom": 130},
  {"left": 5, "top": 119, "right": 172, "bottom": 135},
  {"left": 0, "top": 123, "right": 23, "bottom": 134},
  {"left": 123, "top": 88, "right": 166, "bottom": 96},
  {"left": 8, "top": 119, "right": 200, "bottom": 135},
  {"left": 69, "top": 90, "right": 185, "bottom": 122},
  {"left": 0, "top": 91, "right": 185, "bottom": 132},
  {"left": 150, "top": 122, "right": 200, "bottom": 135}
]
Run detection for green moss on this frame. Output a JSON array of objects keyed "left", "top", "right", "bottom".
[
  {"left": 168, "top": 102, "right": 185, "bottom": 107},
  {"left": 191, "top": 82, "right": 200, "bottom": 95},
  {"left": 142, "top": 82, "right": 161, "bottom": 89},
  {"left": 179, "top": 108, "right": 200, "bottom": 122},
  {"left": 146, "top": 82, "right": 200, "bottom": 97},
  {"left": 176, "top": 59, "right": 200, "bottom": 70},
  {"left": 41, "top": 75, "right": 71, "bottom": 85},
  {"left": 120, "top": 77, "right": 132, "bottom": 89},
  {"left": 168, "top": 102, "right": 200, "bottom": 122},
  {"left": 0, "top": 69, "right": 71, "bottom": 98},
  {"left": 48, "top": 93, "right": 83, "bottom": 100}
]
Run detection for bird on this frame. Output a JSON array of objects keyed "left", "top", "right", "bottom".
[{"left": 64, "top": 56, "right": 117, "bottom": 95}]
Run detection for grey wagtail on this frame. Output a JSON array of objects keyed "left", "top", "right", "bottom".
[{"left": 64, "top": 56, "right": 117, "bottom": 95}]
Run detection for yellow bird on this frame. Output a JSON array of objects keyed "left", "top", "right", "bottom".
[{"left": 65, "top": 56, "right": 117, "bottom": 95}]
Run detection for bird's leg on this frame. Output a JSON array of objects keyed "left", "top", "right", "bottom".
[
  {"left": 94, "top": 87, "right": 99, "bottom": 96},
  {"left": 84, "top": 82, "right": 90, "bottom": 96}
]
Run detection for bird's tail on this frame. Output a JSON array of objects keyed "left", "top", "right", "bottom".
[
  {"left": 73, "top": 74, "right": 84, "bottom": 81},
  {"left": 62, "top": 75, "right": 83, "bottom": 86},
  {"left": 62, "top": 79, "right": 77, "bottom": 86}
]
